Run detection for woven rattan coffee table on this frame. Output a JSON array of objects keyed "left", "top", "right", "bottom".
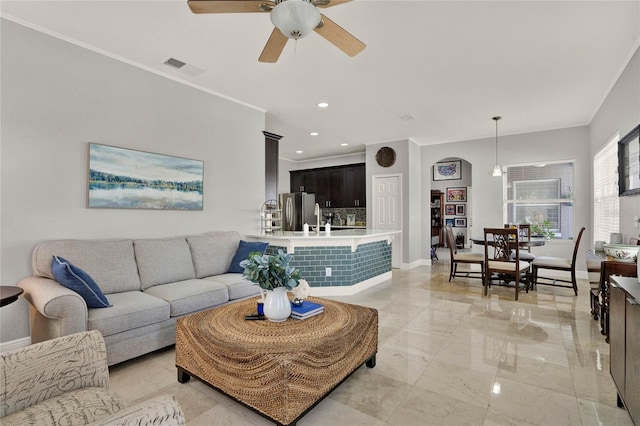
[{"left": 175, "top": 296, "right": 378, "bottom": 426}]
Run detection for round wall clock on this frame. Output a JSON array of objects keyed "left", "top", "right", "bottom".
[{"left": 375, "top": 147, "right": 396, "bottom": 167}]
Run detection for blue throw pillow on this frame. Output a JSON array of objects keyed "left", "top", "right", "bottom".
[
  {"left": 228, "top": 240, "right": 268, "bottom": 273},
  {"left": 51, "top": 256, "right": 111, "bottom": 308}
]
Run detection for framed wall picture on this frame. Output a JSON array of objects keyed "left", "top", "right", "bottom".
[
  {"left": 88, "top": 143, "right": 204, "bottom": 210},
  {"left": 618, "top": 124, "right": 640, "bottom": 196},
  {"left": 445, "top": 204, "right": 455, "bottom": 215},
  {"left": 455, "top": 204, "right": 465, "bottom": 216},
  {"left": 434, "top": 160, "right": 462, "bottom": 181},
  {"left": 446, "top": 187, "right": 467, "bottom": 202},
  {"left": 454, "top": 218, "right": 467, "bottom": 228},
  {"left": 445, "top": 218, "right": 455, "bottom": 227}
]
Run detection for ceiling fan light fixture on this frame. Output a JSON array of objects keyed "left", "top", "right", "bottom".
[{"left": 270, "top": 0, "right": 321, "bottom": 40}]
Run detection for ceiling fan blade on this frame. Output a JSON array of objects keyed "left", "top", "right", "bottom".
[
  {"left": 314, "top": 14, "right": 365, "bottom": 57},
  {"left": 313, "top": 0, "right": 352, "bottom": 9},
  {"left": 259, "top": 27, "right": 288, "bottom": 63},
  {"left": 188, "top": 0, "right": 274, "bottom": 14}
]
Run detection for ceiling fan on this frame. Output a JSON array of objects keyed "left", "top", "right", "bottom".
[{"left": 188, "top": 0, "right": 366, "bottom": 63}]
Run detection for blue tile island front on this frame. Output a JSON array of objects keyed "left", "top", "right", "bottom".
[{"left": 247, "top": 229, "right": 399, "bottom": 296}]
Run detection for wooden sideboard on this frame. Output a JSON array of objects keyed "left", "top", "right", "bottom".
[
  {"left": 609, "top": 276, "right": 640, "bottom": 424},
  {"left": 585, "top": 250, "right": 637, "bottom": 341}
]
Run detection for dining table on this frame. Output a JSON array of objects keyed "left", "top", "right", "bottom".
[
  {"left": 469, "top": 236, "right": 547, "bottom": 249},
  {"left": 468, "top": 235, "right": 546, "bottom": 288}
]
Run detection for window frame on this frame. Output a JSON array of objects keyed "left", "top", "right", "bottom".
[{"left": 503, "top": 160, "right": 575, "bottom": 240}]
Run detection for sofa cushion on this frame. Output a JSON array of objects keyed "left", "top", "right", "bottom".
[
  {"left": 134, "top": 237, "right": 196, "bottom": 290},
  {"left": 144, "top": 279, "right": 229, "bottom": 317},
  {"left": 203, "top": 274, "right": 262, "bottom": 300},
  {"left": 32, "top": 239, "right": 140, "bottom": 294},
  {"left": 186, "top": 231, "right": 241, "bottom": 278},
  {"left": 88, "top": 291, "right": 170, "bottom": 337},
  {"left": 0, "top": 387, "right": 129, "bottom": 426},
  {"left": 227, "top": 240, "right": 269, "bottom": 273},
  {"left": 51, "top": 256, "right": 111, "bottom": 308}
]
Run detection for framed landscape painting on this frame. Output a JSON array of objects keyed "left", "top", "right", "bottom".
[
  {"left": 445, "top": 218, "right": 455, "bottom": 227},
  {"left": 88, "top": 143, "right": 204, "bottom": 210},
  {"left": 434, "top": 160, "right": 462, "bottom": 181},
  {"left": 446, "top": 187, "right": 467, "bottom": 202}
]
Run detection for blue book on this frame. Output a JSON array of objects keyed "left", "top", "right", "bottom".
[{"left": 290, "top": 300, "right": 323, "bottom": 315}]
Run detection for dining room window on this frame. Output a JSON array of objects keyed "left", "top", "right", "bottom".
[
  {"left": 504, "top": 161, "right": 574, "bottom": 239},
  {"left": 593, "top": 133, "right": 620, "bottom": 243}
]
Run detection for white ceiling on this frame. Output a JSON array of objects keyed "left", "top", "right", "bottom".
[{"left": 2, "top": 1, "right": 639, "bottom": 161}]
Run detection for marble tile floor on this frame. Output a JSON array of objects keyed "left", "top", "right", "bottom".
[{"left": 109, "top": 262, "right": 633, "bottom": 425}]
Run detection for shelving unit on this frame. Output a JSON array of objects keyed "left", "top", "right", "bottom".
[
  {"left": 260, "top": 200, "right": 282, "bottom": 233},
  {"left": 430, "top": 190, "right": 444, "bottom": 247}
]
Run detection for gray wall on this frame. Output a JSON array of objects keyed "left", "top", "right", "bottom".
[
  {"left": 590, "top": 46, "right": 640, "bottom": 243},
  {"left": 421, "top": 126, "right": 592, "bottom": 265},
  {"left": 366, "top": 139, "right": 423, "bottom": 268},
  {"left": 0, "top": 20, "right": 266, "bottom": 344}
]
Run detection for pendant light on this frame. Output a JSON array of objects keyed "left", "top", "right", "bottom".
[{"left": 492, "top": 116, "right": 502, "bottom": 177}]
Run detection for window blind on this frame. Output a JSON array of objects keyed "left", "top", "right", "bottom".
[
  {"left": 593, "top": 134, "right": 620, "bottom": 243},
  {"left": 505, "top": 162, "right": 574, "bottom": 239}
]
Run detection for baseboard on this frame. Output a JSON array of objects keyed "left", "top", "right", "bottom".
[
  {"left": 401, "top": 259, "right": 429, "bottom": 269},
  {"left": 0, "top": 336, "right": 31, "bottom": 353},
  {"left": 310, "top": 272, "right": 392, "bottom": 296}
]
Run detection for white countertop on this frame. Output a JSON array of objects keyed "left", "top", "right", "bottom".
[
  {"left": 248, "top": 228, "right": 399, "bottom": 239},
  {"left": 247, "top": 229, "right": 400, "bottom": 253}
]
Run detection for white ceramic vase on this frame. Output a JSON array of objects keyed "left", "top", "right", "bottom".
[{"left": 263, "top": 287, "right": 291, "bottom": 322}]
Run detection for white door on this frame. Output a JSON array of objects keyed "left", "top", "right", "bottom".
[{"left": 372, "top": 175, "right": 402, "bottom": 268}]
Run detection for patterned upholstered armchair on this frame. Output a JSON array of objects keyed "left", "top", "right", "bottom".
[{"left": 0, "top": 330, "right": 185, "bottom": 426}]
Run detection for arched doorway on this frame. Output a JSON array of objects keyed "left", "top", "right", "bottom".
[{"left": 430, "top": 158, "right": 473, "bottom": 257}]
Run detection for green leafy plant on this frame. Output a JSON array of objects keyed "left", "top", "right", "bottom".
[
  {"left": 239, "top": 249, "right": 301, "bottom": 291},
  {"left": 528, "top": 218, "right": 554, "bottom": 239}
]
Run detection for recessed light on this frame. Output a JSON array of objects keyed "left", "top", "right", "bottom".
[
  {"left": 310, "top": 132, "right": 319, "bottom": 136},
  {"left": 341, "top": 143, "right": 348, "bottom": 146},
  {"left": 296, "top": 150, "right": 303, "bottom": 154},
  {"left": 317, "top": 102, "right": 329, "bottom": 108}
]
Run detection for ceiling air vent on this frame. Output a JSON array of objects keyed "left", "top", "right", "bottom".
[
  {"left": 164, "top": 57, "right": 186, "bottom": 69},
  {"left": 160, "top": 57, "right": 205, "bottom": 77},
  {"left": 399, "top": 113, "right": 416, "bottom": 121}
]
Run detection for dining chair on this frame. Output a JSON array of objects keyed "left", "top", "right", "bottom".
[
  {"left": 531, "top": 227, "right": 585, "bottom": 295},
  {"left": 503, "top": 224, "right": 536, "bottom": 262},
  {"left": 445, "top": 225, "right": 484, "bottom": 282},
  {"left": 483, "top": 227, "right": 531, "bottom": 300}
]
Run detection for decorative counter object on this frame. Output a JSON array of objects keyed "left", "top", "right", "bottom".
[
  {"left": 603, "top": 244, "right": 640, "bottom": 262},
  {"left": 239, "top": 249, "right": 302, "bottom": 322}
]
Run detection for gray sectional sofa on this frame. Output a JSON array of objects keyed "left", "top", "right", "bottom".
[{"left": 18, "top": 231, "right": 261, "bottom": 365}]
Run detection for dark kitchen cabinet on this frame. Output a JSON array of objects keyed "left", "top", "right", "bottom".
[
  {"left": 343, "top": 165, "right": 366, "bottom": 207},
  {"left": 290, "top": 171, "right": 316, "bottom": 193},
  {"left": 289, "top": 164, "right": 365, "bottom": 208}
]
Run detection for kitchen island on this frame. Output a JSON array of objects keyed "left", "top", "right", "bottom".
[{"left": 247, "top": 229, "right": 399, "bottom": 296}]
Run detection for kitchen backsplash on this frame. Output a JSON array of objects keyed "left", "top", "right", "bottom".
[{"left": 322, "top": 208, "right": 366, "bottom": 226}]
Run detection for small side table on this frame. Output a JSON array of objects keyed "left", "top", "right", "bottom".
[{"left": 0, "top": 286, "right": 24, "bottom": 307}]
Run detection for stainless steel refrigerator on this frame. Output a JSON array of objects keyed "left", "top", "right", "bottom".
[{"left": 279, "top": 192, "right": 316, "bottom": 231}]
